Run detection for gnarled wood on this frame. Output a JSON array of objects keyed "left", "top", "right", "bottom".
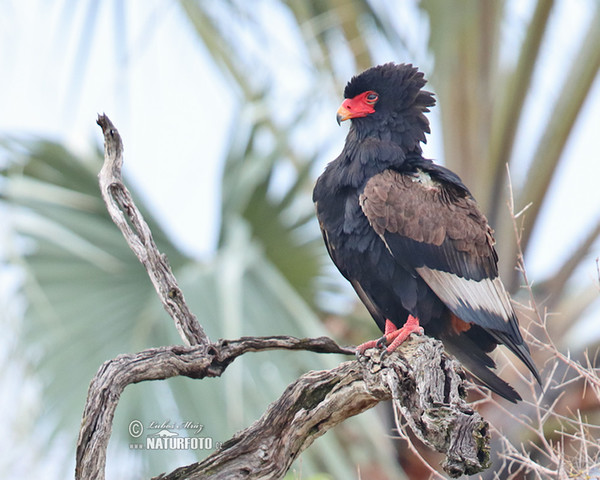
[
  {"left": 96, "top": 114, "right": 208, "bottom": 347},
  {"left": 154, "top": 336, "right": 489, "bottom": 480},
  {"left": 75, "top": 115, "right": 491, "bottom": 480},
  {"left": 75, "top": 336, "right": 353, "bottom": 480}
]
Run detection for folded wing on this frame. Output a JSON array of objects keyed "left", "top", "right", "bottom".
[{"left": 360, "top": 168, "right": 541, "bottom": 396}]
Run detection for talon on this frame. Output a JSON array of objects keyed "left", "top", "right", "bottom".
[
  {"left": 356, "top": 316, "right": 423, "bottom": 355},
  {"left": 355, "top": 339, "right": 379, "bottom": 355}
]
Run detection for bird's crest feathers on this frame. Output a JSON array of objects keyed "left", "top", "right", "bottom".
[
  {"left": 342, "top": 63, "right": 435, "bottom": 152},
  {"left": 344, "top": 62, "right": 435, "bottom": 112}
]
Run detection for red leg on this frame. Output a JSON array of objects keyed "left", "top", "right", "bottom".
[
  {"left": 356, "top": 315, "right": 423, "bottom": 354},
  {"left": 383, "top": 318, "right": 396, "bottom": 335},
  {"left": 385, "top": 315, "right": 423, "bottom": 352}
]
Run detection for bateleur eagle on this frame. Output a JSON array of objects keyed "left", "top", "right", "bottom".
[{"left": 313, "top": 63, "right": 541, "bottom": 403}]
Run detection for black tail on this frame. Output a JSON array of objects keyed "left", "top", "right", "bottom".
[
  {"left": 441, "top": 331, "right": 523, "bottom": 403},
  {"left": 490, "top": 329, "right": 542, "bottom": 386}
]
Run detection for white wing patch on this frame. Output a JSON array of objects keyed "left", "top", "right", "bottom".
[
  {"left": 410, "top": 169, "right": 440, "bottom": 189},
  {"left": 416, "top": 267, "right": 513, "bottom": 323}
]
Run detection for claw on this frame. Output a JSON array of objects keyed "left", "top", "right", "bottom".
[
  {"left": 355, "top": 315, "right": 423, "bottom": 355},
  {"left": 379, "top": 348, "right": 388, "bottom": 361}
]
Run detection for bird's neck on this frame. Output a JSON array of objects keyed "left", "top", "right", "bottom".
[
  {"left": 316, "top": 125, "right": 427, "bottom": 196},
  {"left": 342, "top": 126, "right": 422, "bottom": 169},
  {"left": 349, "top": 117, "right": 426, "bottom": 152},
  {"left": 316, "top": 134, "right": 405, "bottom": 193}
]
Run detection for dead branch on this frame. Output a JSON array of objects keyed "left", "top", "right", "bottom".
[
  {"left": 75, "top": 336, "right": 352, "bottom": 480},
  {"left": 96, "top": 114, "right": 208, "bottom": 347},
  {"left": 75, "top": 115, "right": 491, "bottom": 480},
  {"left": 152, "top": 336, "right": 489, "bottom": 480}
]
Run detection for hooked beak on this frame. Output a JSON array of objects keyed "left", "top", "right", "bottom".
[
  {"left": 335, "top": 97, "right": 374, "bottom": 125},
  {"left": 336, "top": 104, "right": 353, "bottom": 125}
]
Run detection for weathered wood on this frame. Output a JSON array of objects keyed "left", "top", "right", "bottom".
[
  {"left": 96, "top": 114, "right": 208, "bottom": 347},
  {"left": 75, "top": 115, "right": 491, "bottom": 480},
  {"left": 153, "top": 336, "right": 489, "bottom": 479},
  {"left": 75, "top": 336, "right": 353, "bottom": 480},
  {"left": 386, "top": 337, "right": 490, "bottom": 476}
]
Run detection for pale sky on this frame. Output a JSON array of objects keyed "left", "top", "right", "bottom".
[{"left": 1, "top": 0, "right": 598, "bottom": 323}]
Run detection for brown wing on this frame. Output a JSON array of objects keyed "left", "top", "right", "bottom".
[
  {"left": 359, "top": 169, "right": 537, "bottom": 363},
  {"left": 360, "top": 168, "right": 541, "bottom": 389},
  {"left": 360, "top": 168, "right": 498, "bottom": 280}
]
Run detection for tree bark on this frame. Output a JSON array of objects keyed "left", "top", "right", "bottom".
[
  {"left": 75, "top": 115, "right": 491, "bottom": 480},
  {"left": 153, "top": 336, "right": 489, "bottom": 480}
]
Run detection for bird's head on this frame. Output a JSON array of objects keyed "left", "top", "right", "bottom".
[{"left": 337, "top": 63, "right": 435, "bottom": 150}]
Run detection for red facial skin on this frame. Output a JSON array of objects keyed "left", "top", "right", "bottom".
[{"left": 336, "top": 91, "right": 379, "bottom": 124}]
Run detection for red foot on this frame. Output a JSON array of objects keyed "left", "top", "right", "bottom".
[
  {"left": 386, "top": 315, "right": 423, "bottom": 352},
  {"left": 356, "top": 316, "right": 423, "bottom": 354},
  {"left": 384, "top": 318, "right": 396, "bottom": 335}
]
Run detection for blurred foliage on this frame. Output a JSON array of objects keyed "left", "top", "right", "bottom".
[
  {"left": 1, "top": 0, "right": 599, "bottom": 478},
  {"left": 0, "top": 134, "right": 401, "bottom": 478}
]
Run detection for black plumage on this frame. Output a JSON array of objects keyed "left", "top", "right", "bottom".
[{"left": 313, "top": 63, "right": 541, "bottom": 402}]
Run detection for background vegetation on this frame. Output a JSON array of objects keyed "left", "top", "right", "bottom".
[{"left": 1, "top": 0, "right": 599, "bottom": 478}]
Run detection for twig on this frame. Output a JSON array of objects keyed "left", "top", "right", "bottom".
[
  {"left": 394, "top": 415, "right": 447, "bottom": 480},
  {"left": 488, "top": 165, "right": 600, "bottom": 480}
]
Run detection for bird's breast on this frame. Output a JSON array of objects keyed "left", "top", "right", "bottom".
[{"left": 317, "top": 188, "right": 379, "bottom": 252}]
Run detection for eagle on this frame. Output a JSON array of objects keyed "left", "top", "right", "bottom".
[{"left": 313, "top": 63, "right": 541, "bottom": 402}]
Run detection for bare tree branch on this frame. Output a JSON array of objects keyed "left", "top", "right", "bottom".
[
  {"left": 75, "top": 115, "right": 491, "bottom": 480},
  {"left": 153, "top": 336, "right": 489, "bottom": 480},
  {"left": 96, "top": 114, "right": 208, "bottom": 347},
  {"left": 75, "top": 336, "right": 353, "bottom": 480}
]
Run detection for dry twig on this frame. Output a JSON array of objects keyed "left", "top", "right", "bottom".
[{"left": 466, "top": 167, "right": 600, "bottom": 479}]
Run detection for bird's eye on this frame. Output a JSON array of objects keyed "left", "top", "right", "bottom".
[{"left": 365, "top": 92, "right": 379, "bottom": 104}]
